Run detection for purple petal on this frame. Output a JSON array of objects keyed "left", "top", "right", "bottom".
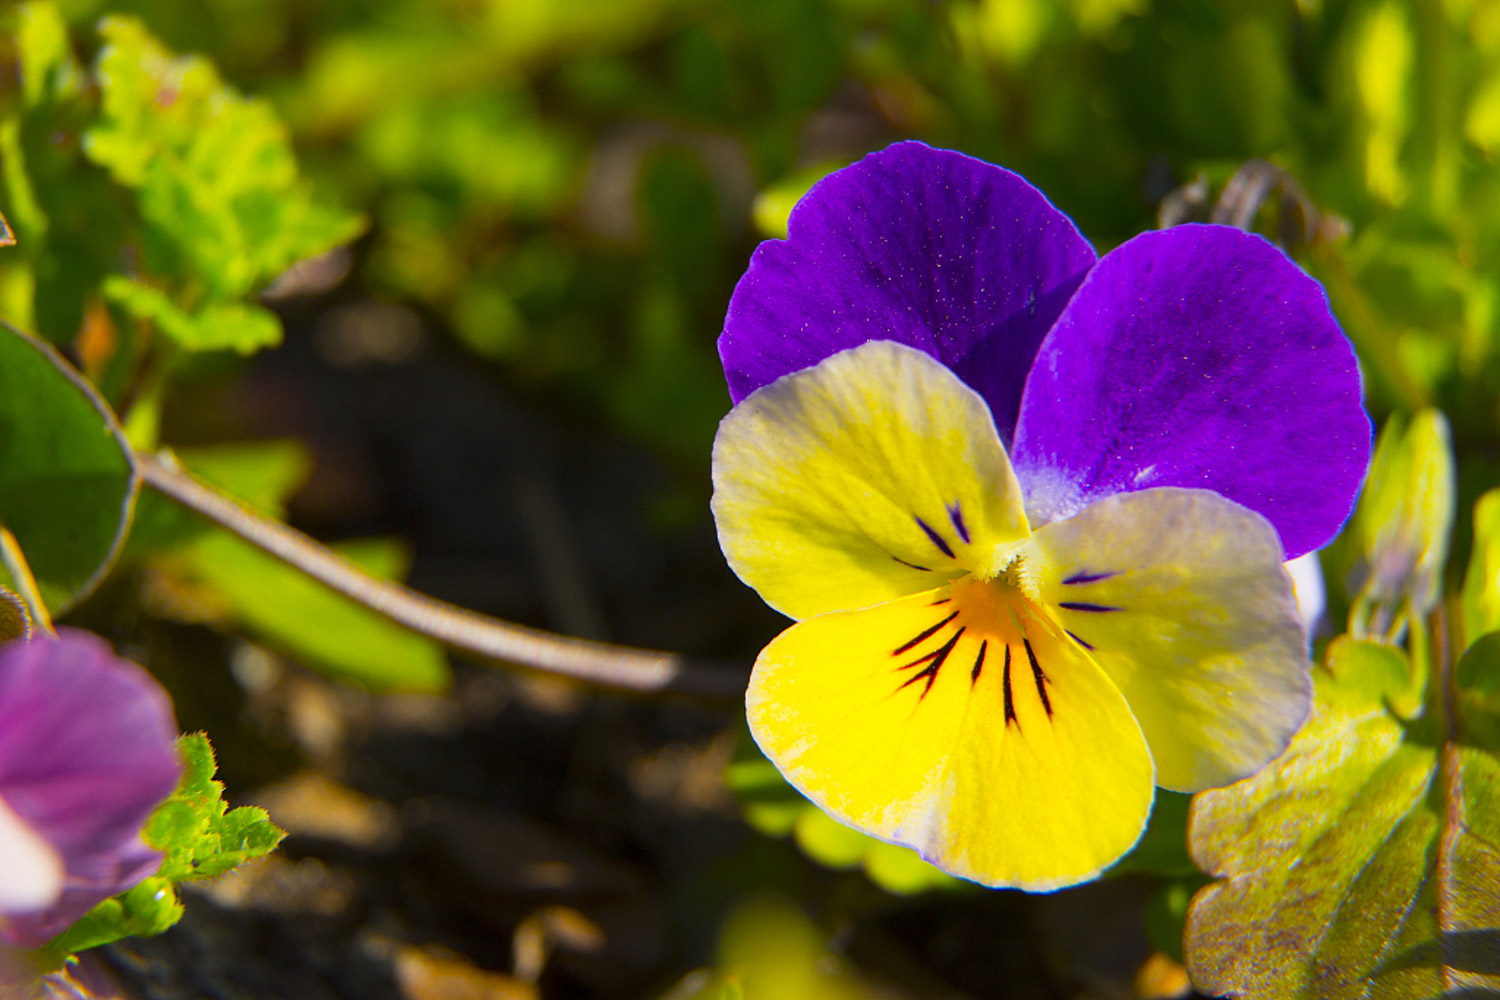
[
  {"left": 1011, "top": 225, "right": 1371, "bottom": 559},
  {"left": 0, "top": 630, "right": 180, "bottom": 946},
  {"left": 719, "top": 141, "right": 1097, "bottom": 444}
]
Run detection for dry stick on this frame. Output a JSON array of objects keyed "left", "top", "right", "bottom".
[
  {"left": 0, "top": 526, "right": 55, "bottom": 637},
  {"left": 136, "top": 451, "right": 746, "bottom": 700}
]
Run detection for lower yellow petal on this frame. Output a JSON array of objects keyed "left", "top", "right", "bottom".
[{"left": 747, "top": 577, "right": 1154, "bottom": 891}]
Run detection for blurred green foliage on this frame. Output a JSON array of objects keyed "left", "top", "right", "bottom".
[
  {"left": 8, "top": 0, "right": 1500, "bottom": 991},
  {"left": 10, "top": 0, "right": 1500, "bottom": 460}
]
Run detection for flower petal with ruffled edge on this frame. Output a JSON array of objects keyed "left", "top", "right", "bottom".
[
  {"left": 0, "top": 631, "right": 181, "bottom": 947},
  {"left": 715, "top": 343, "right": 1313, "bottom": 889},
  {"left": 719, "top": 141, "right": 1096, "bottom": 445},
  {"left": 1021, "top": 488, "right": 1311, "bottom": 792},
  {"left": 747, "top": 581, "right": 1154, "bottom": 891},
  {"left": 1011, "top": 224, "right": 1371, "bottom": 559},
  {"left": 713, "top": 341, "right": 1030, "bottom": 620}
]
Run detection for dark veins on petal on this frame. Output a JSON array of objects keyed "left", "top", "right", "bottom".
[
  {"left": 1023, "top": 638, "right": 1053, "bottom": 718},
  {"left": 897, "top": 627, "right": 966, "bottom": 699},
  {"left": 893, "top": 610, "right": 960, "bottom": 656},
  {"left": 1058, "top": 602, "right": 1121, "bottom": 613},
  {"left": 1062, "top": 570, "right": 1118, "bottom": 586},
  {"left": 1002, "top": 645, "right": 1017, "bottom": 726},
  {"left": 947, "top": 502, "right": 971, "bottom": 544},
  {"left": 1066, "top": 630, "right": 1095, "bottom": 651},
  {"left": 914, "top": 515, "right": 957, "bottom": 559}
]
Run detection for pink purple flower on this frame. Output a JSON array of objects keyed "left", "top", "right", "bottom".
[{"left": 0, "top": 630, "right": 180, "bottom": 947}]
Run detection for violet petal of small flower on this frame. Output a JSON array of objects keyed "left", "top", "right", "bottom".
[
  {"left": 718, "top": 140, "right": 1096, "bottom": 445},
  {"left": 0, "top": 630, "right": 181, "bottom": 947},
  {"left": 1011, "top": 225, "right": 1371, "bottom": 559}
]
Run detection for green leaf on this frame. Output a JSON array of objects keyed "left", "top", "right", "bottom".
[
  {"left": 13, "top": 2, "right": 83, "bottom": 110},
  {"left": 1184, "top": 636, "right": 1500, "bottom": 998},
  {"left": 0, "top": 321, "right": 136, "bottom": 611},
  {"left": 1350, "top": 409, "right": 1456, "bottom": 638},
  {"left": 82, "top": 16, "right": 363, "bottom": 309},
  {"left": 39, "top": 733, "right": 283, "bottom": 969},
  {"left": 133, "top": 440, "right": 448, "bottom": 691},
  {"left": 1461, "top": 489, "right": 1500, "bottom": 651},
  {"left": 176, "top": 533, "right": 450, "bottom": 692},
  {"left": 40, "top": 875, "right": 183, "bottom": 966},
  {"left": 102, "top": 275, "right": 283, "bottom": 354},
  {"left": 145, "top": 733, "right": 285, "bottom": 882}
]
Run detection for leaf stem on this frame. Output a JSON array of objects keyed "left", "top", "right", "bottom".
[
  {"left": 0, "top": 527, "right": 54, "bottom": 637},
  {"left": 136, "top": 451, "right": 746, "bottom": 700}
]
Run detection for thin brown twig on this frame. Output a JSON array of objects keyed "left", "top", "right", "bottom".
[{"left": 137, "top": 451, "right": 748, "bottom": 700}]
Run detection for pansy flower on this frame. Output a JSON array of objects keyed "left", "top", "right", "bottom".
[
  {"left": 711, "top": 142, "right": 1370, "bottom": 890},
  {"left": 0, "top": 630, "right": 181, "bottom": 947}
]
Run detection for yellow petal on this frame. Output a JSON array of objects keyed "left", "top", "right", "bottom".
[
  {"left": 712, "top": 341, "right": 1029, "bottom": 620},
  {"left": 1024, "top": 487, "right": 1311, "bottom": 793},
  {"left": 747, "top": 577, "right": 1154, "bottom": 890}
]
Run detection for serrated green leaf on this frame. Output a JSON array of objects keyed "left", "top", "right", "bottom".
[
  {"left": 1350, "top": 409, "right": 1456, "bottom": 638},
  {"left": 1184, "top": 636, "right": 1500, "bottom": 998},
  {"left": 82, "top": 16, "right": 362, "bottom": 315},
  {"left": 39, "top": 733, "right": 280, "bottom": 969},
  {"left": 0, "top": 321, "right": 136, "bottom": 612},
  {"left": 102, "top": 275, "right": 282, "bottom": 353},
  {"left": 145, "top": 732, "right": 285, "bottom": 883}
]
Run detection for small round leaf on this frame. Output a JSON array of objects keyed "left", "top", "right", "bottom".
[{"left": 0, "top": 322, "right": 137, "bottom": 611}]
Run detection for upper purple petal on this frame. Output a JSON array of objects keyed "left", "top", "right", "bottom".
[
  {"left": 718, "top": 141, "right": 1097, "bottom": 444},
  {"left": 1011, "top": 224, "right": 1371, "bottom": 560},
  {"left": 0, "top": 630, "right": 180, "bottom": 945}
]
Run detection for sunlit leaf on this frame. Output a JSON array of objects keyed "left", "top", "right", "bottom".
[
  {"left": 1185, "top": 636, "right": 1500, "bottom": 998},
  {"left": 142, "top": 441, "right": 450, "bottom": 692},
  {"left": 14, "top": 2, "right": 83, "bottom": 110},
  {"left": 83, "top": 16, "right": 362, "bottom": 310},
  {"left": 102, "top": 274, "right": 282, "bottom": 354},
  {"left": 0, "top": 321, "right": 136, "bottom": 611},
  {"left": 178, "top": 533, "right": 450, "bottom": 692},
  {"left": 39, "top": 733, "right": 284, "bottom": 967}
]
